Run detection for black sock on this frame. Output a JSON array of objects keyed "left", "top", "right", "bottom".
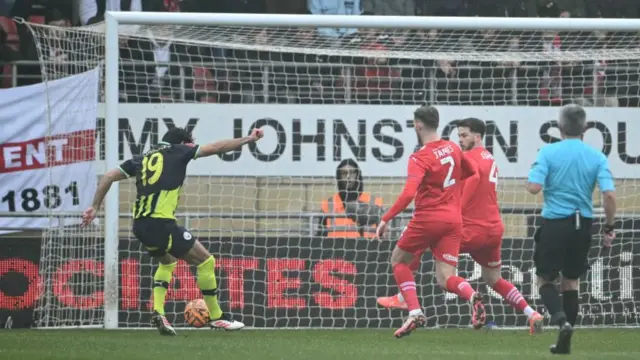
[
  {"left": 562, "top": 290, "right": 579, "bottom": 327},
  {"left": 539, "top": 283, "right": 566, "bottom": 326}
]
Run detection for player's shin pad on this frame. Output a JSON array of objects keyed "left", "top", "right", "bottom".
[
  {"left": 153, "top": 262, "right": 177, "bottom": 315},
  {"left": 197, "top": 256, "right": 223, "bottom": 319}
]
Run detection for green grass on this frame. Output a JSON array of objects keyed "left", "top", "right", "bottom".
[{"left": 1, "top": 328, "right": 639, "bottom": 360}]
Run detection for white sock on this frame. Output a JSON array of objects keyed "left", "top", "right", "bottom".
[
  {"left": 408, "top": 309, "right": 423, "bottom": 317},
  {"left": 397, "top": 293, "right": 404, "bottom": 302},
  {"left": 524, "top": 306, "right": 536, "bottom": 318}
]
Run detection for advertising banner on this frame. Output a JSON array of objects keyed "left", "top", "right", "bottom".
[
  {"left": 95, "top": 104, "right": 640, "bottom": 178},
  {"left": 2, "top": 227, "right": 638, "bottom": 328},
  {"left": 0, "top": 69, "right": 100, "bottom": 230}
]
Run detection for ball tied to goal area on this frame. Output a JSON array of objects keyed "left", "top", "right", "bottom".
[{"left": 0, "top": 11, "right": 638, "bottom": 359}]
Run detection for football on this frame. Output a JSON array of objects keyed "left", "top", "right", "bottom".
[{"left": 184, "top": 299, "right": 210, "bottom": 328}]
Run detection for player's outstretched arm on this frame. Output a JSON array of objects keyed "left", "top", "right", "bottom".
[
  {"left": 197, "top": 128, "right": 264, "bottom": 158},
  {"left": 81, "top": 168, "right": 128, "bottom": 226},
  {"left": 377, "top": 156, "right": 426, "bottom": 238}
]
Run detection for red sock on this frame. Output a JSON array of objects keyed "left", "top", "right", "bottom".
[
  {"left": 393, "top": 263, "right": 421, "bottom": 311},
  {"left": 445, "top": 276, "right": 476, "bottom": 301},
  {"left": 408, "top": 251, "right": 423, "bottom": 273},
  {"left": 492, "top": 278, "right": 528, "bottom": 312}
]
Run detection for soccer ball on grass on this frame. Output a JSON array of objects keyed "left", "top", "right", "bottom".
[{"left": 184, "top": 299, "right": 209, "bottom": 328}]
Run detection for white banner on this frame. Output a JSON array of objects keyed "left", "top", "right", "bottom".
[
  {"left": 96, "top": 104, "right": 640, "bottom": 178},
  {"left": 0, "top": 69, "right": 100, "bottom": 231}
]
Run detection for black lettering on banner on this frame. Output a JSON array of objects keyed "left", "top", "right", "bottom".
[
  {"left": 0, "top": 181, "right": 79, "bottom": 212},
  {"left": 42, "top": 185, "right": 61, "bottom": 209},
  {"left": 586, "top": 121, "right": 612, "bottom": 157},
  {"left": 292, "top": 119, "right": 325, "bottom": 161},
  {"left": 405, "top": 120, "right": 422, "bottom": 153},
  {"left": 541, "top": 120, "right": 614, "bottom": 157},
  {"left": 219, "top": 119, "right": 244, "bottom": 162},
  {"left": 372, "top": 119, "right": 403, "bottom": 163},
  {"left": 119, "top": 118, "right": 158, "bottom": 159},
  {"left": 616, "top": 122, "right": 639, "bottom": 164},
  {"left": 539, "top": 120, "right": 561, "bottom": 144},
  {"left": 485, "top": 121, "right": 518, "bottom": 162},
  {"left": 249, "top": 119, "right": 286, "bottom": 162},
  {"left": 162, "top": 118, "right": 199, "bottom": 135},
  {"left": 440, "top": 121, "right": 457, "bottom": 141},
  {"left": 333, "top": 120, "right": 366, "bottom": 161}
]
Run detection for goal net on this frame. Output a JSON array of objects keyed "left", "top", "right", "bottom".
[{"left": 21, "top": 14, "right": 640, "bottom": 329}]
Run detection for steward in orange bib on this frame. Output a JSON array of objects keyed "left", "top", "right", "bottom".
[{"left": 318, "top": 159, "right": 384, "bottom": 238}]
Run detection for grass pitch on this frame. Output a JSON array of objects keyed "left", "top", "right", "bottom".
[{"left": 0, "top": 328, "right": 638, "bottom": 360}]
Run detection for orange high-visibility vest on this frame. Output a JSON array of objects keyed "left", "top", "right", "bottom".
[{"left": 320, "top": 192, "right": 384, "bottom": 239}]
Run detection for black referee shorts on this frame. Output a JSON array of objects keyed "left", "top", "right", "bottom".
[
  {"left": 534, "top": 215, "right": 592, "bottom": 281},
  {"left": 132, "top": 218, "right": 196, "bottom": 258}
]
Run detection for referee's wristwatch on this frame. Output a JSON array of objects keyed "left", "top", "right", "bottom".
[{"left": 603, "top": 223, "right": 615, "bottom": 235}]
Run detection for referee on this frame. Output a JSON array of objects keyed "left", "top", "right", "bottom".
[{"left": 527, "top": 104, "right": 617, "bottom": 355}]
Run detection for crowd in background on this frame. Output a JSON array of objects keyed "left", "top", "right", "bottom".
[{"left": 1, "top": 0, "right": 639, "bottom": 106}]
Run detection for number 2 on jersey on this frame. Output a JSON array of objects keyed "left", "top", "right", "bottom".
[
  {"left": 489, "top": 161, "right": 498, "bottom": 190},
  {"left": 440, "top": 156, "right": 456, "bottom": 188},
  {"left": 141, "top": 152, "right": 164, "bottom": 186}
]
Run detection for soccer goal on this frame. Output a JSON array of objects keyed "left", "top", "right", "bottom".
[{"left": 20, "top": 12, "right": 640, "bottom": 330}]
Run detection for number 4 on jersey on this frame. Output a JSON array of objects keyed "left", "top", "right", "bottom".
[{"left": 489, "top": 161, "right": 498, "bottom": 190}]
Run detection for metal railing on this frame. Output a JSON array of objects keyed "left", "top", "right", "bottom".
[
  {"left": 1, "top": 59, "right": 632, "bottom": 105},
  {"left": 1, "top": 207, "right": 626, "bottom": 238}
]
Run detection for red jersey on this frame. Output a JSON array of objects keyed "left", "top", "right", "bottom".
[
  {"left": 461, "top": 147, "right": 502, "bottom": 226},
  {"left": 382, "top": 139, "right": 477, "bottom": 224}
]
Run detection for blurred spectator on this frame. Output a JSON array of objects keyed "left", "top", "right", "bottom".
[
  {"left": 362, "top": 0, "right": 414, "bottom": 16},
  {"left": 308, "top": 0, "right": 361, "bottom": 40},
  {"left": 585, "top": 0, "right": 638, "bottom": 18},
  {"left": 78, "top": 0, "right": 184, "bottom": 25},
  {"left": 318, "top": 159, "right": 384, "bottom": 238},
  {"left": 537, "top": 0, "right": 586, "bottom": 18},
  {"left": 344, "top": 30, "right": 401, "bottom": 103},
  {"left": 266, "top": 0, "right": 307, "bottom": 14},
  {"left": 507, "top": 1, "right": 538, "bottom": 16},
  {"left": 0, "top": 23, "right": 20, "bottom": 88},
  {"left": 215, "top": 0, "right": 266, "bottom": 13},
  {"left": 0, "top": 1, "right": 10, "bottom": 17},
  {"left": 416, "top": 0, "right": 466, "bottom": 16},
  {"left": 468, "top": 0, "right": 537, "bottom": 17}
]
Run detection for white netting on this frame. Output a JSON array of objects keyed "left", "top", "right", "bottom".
[
  {"left": 0, "top": 21, "right": 102, "bottom": 327},
  {"left": 22, "top": 17, "right": 640, "bottom": 329}
]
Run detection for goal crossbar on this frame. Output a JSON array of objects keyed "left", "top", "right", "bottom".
[{"left": 105, "top": 11, "right": 640, "bottom": 31}]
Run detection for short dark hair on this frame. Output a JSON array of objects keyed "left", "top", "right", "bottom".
[
  {"left": 559, "top": 104, "right": 587, "bottom": 137},
  {"left": 414, "top": 106, "right": 439, "bottom": 130},
  {"left": 457, "top": 117, "right": 486, "bottom": 138},
  {"left": 162, "top": 127, "right": 193, "bottom": 144}
]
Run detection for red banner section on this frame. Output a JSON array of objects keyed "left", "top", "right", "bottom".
[
  {"left": 0, "top": 129, "right": 95, "bottom": 174},
  {"left": 1, "top": 228, "right": 639, "bottom": 328}
]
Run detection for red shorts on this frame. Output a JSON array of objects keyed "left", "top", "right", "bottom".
[
  {"left": 459, "top": 223, "right": 504, "bottom": 268},
  {"left": 396, "top": 220, "right": 462, "bottom": 266}
]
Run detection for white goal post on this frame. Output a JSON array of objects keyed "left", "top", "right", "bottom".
[{"left": 15, "top": 12, "right": 640, "bottom": 330}]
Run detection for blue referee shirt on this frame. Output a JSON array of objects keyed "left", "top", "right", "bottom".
[{"left": 528, "top": 139, "right": 615, "bottom": 219}]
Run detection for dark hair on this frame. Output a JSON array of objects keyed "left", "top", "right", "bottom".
[
  {"left": 457, "top": 117, "right": 486, "bottom": 139},
  {"left": 414, "top": 106, "right": 439, "bottom": 130},
  {"left": 162, "top": 127, "right": 193, "bottom": 144},
  {"left": 559, "top": 104, "right": 587, "bottom": 137}
]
